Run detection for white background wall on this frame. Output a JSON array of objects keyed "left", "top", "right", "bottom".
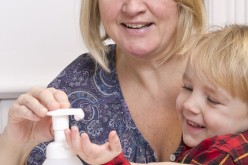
[
  {"left": 1, "top": 0, "right": 248, "bottom": 133},
  {"left": 0, "top": 0, "right": 86, "bottom": 132},
  {"left": 205, "top": 0, "right": 248, "bottom": 27},
  {"left": 0, "top": 0, "right": 86, "bottom": 95}
]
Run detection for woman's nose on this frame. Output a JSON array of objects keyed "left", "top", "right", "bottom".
[{"left": 122, "top": 0, "right": 146, "bottom": 16}]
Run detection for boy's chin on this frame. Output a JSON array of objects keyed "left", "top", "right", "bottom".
[{"left": 183, "top": 135, "right": 201, "bottom": 148}]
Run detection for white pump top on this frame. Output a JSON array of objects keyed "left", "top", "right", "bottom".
[{"left": 42, "top": 108, "right": 84, "bottom": 165}]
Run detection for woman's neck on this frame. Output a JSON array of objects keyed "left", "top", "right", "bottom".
[{"left": 116, "top": 47, "right": 175, "bottom": 73}]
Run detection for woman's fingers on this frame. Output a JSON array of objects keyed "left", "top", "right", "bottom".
[
  {"left": 51, "top": 89, "right": 71, "bottom": 109},
  {"left": 29, "top": 87, "right": 70, "bottom": 110},
  {"left": 1, "top": 87, "right": 72, "bottom": 149},
  {"left": 9, "top": 103, "right": 41, "bottom": 122},
  {"left": 9, "top": 87, "right": 70, "bottom": 122},
  {"left": 15, "top": 93, "right": 47, "bottom": 117}
]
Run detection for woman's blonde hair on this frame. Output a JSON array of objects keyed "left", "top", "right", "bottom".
[
  {"left": 80, "top": 0, "right": 206, "bottom": 72},
  {"left": 188, "top": 25, "right": 248, "bottom": 101}
]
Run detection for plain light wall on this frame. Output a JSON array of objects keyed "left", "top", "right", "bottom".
[
  {"left": 205, "top": 0, "right": 248, "bottom": 27},
  {"left": 0, "top": 0, "right": 86, "bottom": 94}
]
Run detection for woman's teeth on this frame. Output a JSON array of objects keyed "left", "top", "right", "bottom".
[{"left": 125, "top": 23, "right": 151, "bottom": 29}]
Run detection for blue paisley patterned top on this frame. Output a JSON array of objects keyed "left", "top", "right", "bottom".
[{"left": 27, "top": 45, "right": 157, "bottom": 164}]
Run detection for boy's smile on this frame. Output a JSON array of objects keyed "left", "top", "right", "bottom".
[{"left": 176, "top": 62, "right": 248, "bottom": 147}]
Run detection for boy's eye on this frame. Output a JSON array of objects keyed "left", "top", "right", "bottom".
[
  {"left": 182, "top": 85, "right": 193, "bottom": 92},
  {"left": 207, "top": 97, "right": 220, "bottom": 105}
]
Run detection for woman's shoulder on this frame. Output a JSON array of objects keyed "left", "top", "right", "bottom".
[
  {"left": 71, "top": 44, "right": 116, "bottom": 72},
  {"left": 62, "top": 44, "right": 116, "bottom": 73},
  {"left": 47, "top": 44, "right": 117, "bottom": 93}
]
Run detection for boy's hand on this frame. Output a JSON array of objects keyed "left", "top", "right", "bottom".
[{"left": 65, "top": 126, "right": 122, "bottom": 164}]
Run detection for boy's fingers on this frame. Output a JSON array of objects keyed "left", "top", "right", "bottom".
[
  {"left": 109, "top": 130, "right": 122, "bottom": 154},
  {"left": 70, "top": 126, "right": 82, "bottom": 152},
  {"left": 64, "top": 128, "right": 72, "bottom": 146},
  {"left": 80, "top": 132, "right": 95, "bottom": 154}
]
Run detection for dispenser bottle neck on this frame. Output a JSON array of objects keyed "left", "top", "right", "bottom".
[{"left": 52, "top": 115, "right": 69, "bottom": 142}]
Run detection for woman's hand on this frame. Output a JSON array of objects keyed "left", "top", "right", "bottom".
[
  {"left": 65, "top": 127, "right": 122, "bottom": 164},
  {"left": 0, "top": 87, "right": 71, "bottom": 164}
]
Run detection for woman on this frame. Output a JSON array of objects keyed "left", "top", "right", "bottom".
[{"left": 0, "top": 0, "right": 206, "bottom": 164}]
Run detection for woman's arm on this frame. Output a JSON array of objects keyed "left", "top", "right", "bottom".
[{"left": 0, "top": 133, "right": 32, "bottom": 165}]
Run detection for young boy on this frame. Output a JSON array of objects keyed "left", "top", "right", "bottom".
[{"left": 64, "top": 25, "right": 248, "bottom": 165}]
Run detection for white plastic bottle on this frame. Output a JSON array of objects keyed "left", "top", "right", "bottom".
[{"left": 43, "top": 108, "right": 85, "bottom": 165}]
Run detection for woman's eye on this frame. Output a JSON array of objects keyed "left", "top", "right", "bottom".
[{"left": 207, "top": 97, "right": 220, "bottom": 105}]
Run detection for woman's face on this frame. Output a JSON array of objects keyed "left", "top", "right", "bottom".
[{"left": 98, "top": 0, "right": 179, "bottom": 58}]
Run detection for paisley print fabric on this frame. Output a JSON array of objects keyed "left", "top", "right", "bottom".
[{"left": 27, "top": 45, "right": 157, "bottom": 164}]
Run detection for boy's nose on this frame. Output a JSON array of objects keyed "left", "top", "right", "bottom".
[{"left": 183, "top": 94, "right": 201, "bottom": 115}]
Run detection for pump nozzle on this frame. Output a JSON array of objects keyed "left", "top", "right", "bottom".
[
  {"left": 42, "top": 108, "right": 84, "bottom": 165},
  {"left": 47, "top": 108, "right": 85, "bottom": 121}
]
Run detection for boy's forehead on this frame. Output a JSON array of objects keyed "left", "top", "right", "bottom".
[{"left": 184, "top": 61, "right": 236, "bottom": 103}]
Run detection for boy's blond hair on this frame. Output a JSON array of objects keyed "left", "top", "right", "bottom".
[
  {"left": 188, "top": 25, "right": 248, "bottom": 101},
  {"left": 80, "top": 0, "right": 206, "bottom": 72}
]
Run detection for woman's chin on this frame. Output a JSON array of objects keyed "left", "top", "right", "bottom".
[{"left": 126, "top": 46, "right": 158, "bottom": 58}]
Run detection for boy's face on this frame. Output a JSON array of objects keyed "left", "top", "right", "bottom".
[{"left": 176, "top": 62, "right": 248, "bottom": 147}]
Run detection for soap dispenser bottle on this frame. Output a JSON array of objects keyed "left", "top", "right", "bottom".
[{"left": 43, "top": 108, "right": 84, "bottom": 165}]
